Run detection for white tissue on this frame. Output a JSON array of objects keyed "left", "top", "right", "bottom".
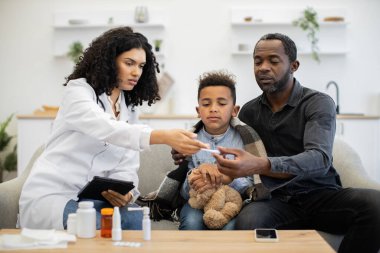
[{"left": 0, "top": 228, "right": 76, "bottom": 250}]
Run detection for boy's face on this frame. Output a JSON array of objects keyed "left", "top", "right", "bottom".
[{"left": 196, "top": 86, "right": 239, "bottom": 135}]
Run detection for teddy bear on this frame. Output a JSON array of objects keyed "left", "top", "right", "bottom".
[{"left": 188, "top": 167, "right": 243, "bottom": 230}]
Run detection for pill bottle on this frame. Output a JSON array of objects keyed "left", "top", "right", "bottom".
[
  {"left": 67, "top": 213, "right": 77, "bottom": 235},
  {"left": 76, "top": 201, "right": 96, "bottom": 238},
  {"left": 101, "top": 208, "right": 114, "bottom": 238}
]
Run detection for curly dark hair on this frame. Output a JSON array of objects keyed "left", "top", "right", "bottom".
[
  {"left": 197, "top": 70, "right": 237, "bottom": 104},
  {"left": 254, "top": 33, "right": 298, "bottom": 62},
  {"left": 64, "top": 26, "right": 160, "bottom": 108}
]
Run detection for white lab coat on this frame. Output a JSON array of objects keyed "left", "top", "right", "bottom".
[{"left": 19, "top": 78, "right": 152, "bottom": 229}]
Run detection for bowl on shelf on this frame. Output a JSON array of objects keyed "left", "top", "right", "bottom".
[
  {"left": 243, "top": 16, "right": 252, "bottom": 22},
  {"left": 68, "top": 19, "right": 89, "bottom": 25},
  {"left": 323, "top": 16, "right": 345, "bottom": 22}
]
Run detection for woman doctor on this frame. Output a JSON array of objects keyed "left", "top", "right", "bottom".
[{"left": 19, "top": 27, "right": 208, "bottom": 230}]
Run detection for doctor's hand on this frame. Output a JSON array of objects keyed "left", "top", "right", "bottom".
[
  {"left": 102, "top": 190, "right": 132, "bottom": 207},
  {"left": 150, "top": 129, "right": 209, "bottom": 155}
]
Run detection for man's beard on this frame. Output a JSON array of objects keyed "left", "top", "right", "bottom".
[{"left": 258, "top": 69, "right": 291, "bottom": 94}]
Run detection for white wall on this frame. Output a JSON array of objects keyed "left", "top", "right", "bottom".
[{"left": 1, "top": 0, "right": 380, "bottom": 135}]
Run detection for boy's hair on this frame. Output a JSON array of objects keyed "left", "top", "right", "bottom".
[
  {"left": 254, "top": 33, "right": 297, "bottom": 63},
  {"left": 197, "top": 70, "right": 237, "bottom": 104}
]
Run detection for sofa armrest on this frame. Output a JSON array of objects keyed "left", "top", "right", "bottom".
[
  {"left": 0, "top": 145, "right": 44, "bottom": 228},
  {"left": 0, "top": 177, "right": 25, "bottom": 228}
]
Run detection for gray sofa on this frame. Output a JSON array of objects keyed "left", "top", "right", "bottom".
[{"left": 1, "top": 138, "right": 380, "bottom": 252}]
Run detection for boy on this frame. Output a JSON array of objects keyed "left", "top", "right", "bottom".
[
  {"left": 180, "top": 70, "right": 254, "bottom": 230},
  {"left": 142, "top": 70, "right": 269, "bottom": 230}
]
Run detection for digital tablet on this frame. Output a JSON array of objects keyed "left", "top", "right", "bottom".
[{"left": 77, "top": 176, "right": 135, "bottom": 202}]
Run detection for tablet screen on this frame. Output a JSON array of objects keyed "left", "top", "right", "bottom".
[{"left": 77, "top": 176, "right": 135, "bottom": 202}]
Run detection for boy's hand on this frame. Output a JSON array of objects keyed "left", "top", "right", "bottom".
[
  {"left": 222, "top": 175, "right": 233, "bottom": 185},
  {"left": 197, "top": 163, "right": 223, "bottom": 187},
  {"left": 188, "top": 169, "right": 213, "bottom": 193}
]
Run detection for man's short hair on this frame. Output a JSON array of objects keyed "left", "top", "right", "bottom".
[{"left": 255, "top": 33, "right": 297, "bottom": 62}]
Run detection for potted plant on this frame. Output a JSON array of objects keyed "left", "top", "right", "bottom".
[
  {"left": 0, "top": 114, "right": 17, "bottom": 183},
  {"left": 67, "top": 41, "right": 84, "bottom": 64},
  {"left": 153, "top": 39, "right": 163, "bottom": 52},
  {"left": 293, "top": 7, "right": 320, "bottom": 62}
]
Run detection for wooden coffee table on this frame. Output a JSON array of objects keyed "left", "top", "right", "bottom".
[{"left": 0, "top": 229, "right": 335, "bottom": 252}]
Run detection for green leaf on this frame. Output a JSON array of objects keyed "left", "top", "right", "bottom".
[
  {"left": 292, "top": 7, "right": 320, "bottom": 63},
  {"left": 0, "top": 114, "right": 17, "bottom": 174},
  {"left": 67, "top": 41, "right": 84, "bottom": 64},
  {"left": 3, "top": 151, "right": 17, "bottom": 172},
  {"left": 0, "top": 114, "right": 14, "bottom": 152}
]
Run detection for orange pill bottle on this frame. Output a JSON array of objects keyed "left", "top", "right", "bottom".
[{"left": 100, "top": 208, "right": 114, "bottom": 238}]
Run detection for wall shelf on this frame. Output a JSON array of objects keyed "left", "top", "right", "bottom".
[
  {"left": 232, "top": 50, "right": 348, "bottom": 56},
  {"left": 53, "top": 10, "right": 166, "bottom": 58},
  {"left": 230, "top": 8, "right": 349, "bottom": 57},
  {"left": 54, "top": 23, "right": 165, "bottom": 29},
  {"left": 231, "top": 21, "right": 348, "bottom": 27}
]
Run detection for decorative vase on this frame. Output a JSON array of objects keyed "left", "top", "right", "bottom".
[{"left": 135, "top": 6, "right": 149, "bottom": 23}]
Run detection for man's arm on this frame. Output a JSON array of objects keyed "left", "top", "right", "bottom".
[
  {"left": 213, "top": 147, "right": 292, "bottom": 179},
  {"left": 215, "top": 94, "right": 336, "bottom": 180},
  {"left": 268, "top": 94, "right": 336, "bottom": 179}
]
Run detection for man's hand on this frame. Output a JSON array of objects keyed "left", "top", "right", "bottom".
[
  {"left": 213, "top": 147, "right": 292, "bottom": 179},
  {"left": 101, "top": 190, "right": 132, "bottom": 207},
  {"left": 213, "top": 146, "right": 270, "bottom": 178},
  {"left": 171, "top": 148, "right": 186, "bottom": 165}
]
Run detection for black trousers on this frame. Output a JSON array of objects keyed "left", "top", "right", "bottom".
[{"left": 235, "top": 188, "right": 380, "bottom": 253}]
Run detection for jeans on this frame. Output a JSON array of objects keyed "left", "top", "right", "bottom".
[
  {"left": 63, "top": 199, "right": 143, "bottom": 230},
  {"left": 235, "top": 188, "right": 380, "bottom": 253},
  {"left": 179, "top": 203, "right": 236, "bottom": 230}
]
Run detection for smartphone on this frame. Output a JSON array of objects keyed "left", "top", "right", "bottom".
[{"left": 254, "top": 229, "right": 279, "bottom": 242}]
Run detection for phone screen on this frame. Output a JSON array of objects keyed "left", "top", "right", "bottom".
[{"left": 255, "top": 229, "right": 277, "bottom": 239}]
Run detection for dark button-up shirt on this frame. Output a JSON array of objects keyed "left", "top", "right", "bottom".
[{"left": 239, "top": 79, "right": 341, "bottom": 195}]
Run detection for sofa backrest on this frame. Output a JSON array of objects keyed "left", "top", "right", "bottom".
[
  {"left": 138, "top": 144, "right": 177, "bottom": 196},
  {"left": 332, "top": 137, "right": 380, "bottom": 190}
]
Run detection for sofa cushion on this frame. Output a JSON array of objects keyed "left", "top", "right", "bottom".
[{"left": 138, "top": 144, "right": 176, "bottom": 196}]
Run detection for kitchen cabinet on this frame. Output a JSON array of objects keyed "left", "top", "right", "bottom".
[
  {"left": 230, "top": 8, "right": 348, "bottom": 57},
  {"left": 53, "top": 10, "right": 166, "bottom": 59},
  {"left": 336, "top": 116, "right": 380, "bottom": 182},
  {"left": 16, "top": 114, "right": 198, "bottom": 175},
  {"left": 139, "top": 114, "right": 198, "bottom": 130}
]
